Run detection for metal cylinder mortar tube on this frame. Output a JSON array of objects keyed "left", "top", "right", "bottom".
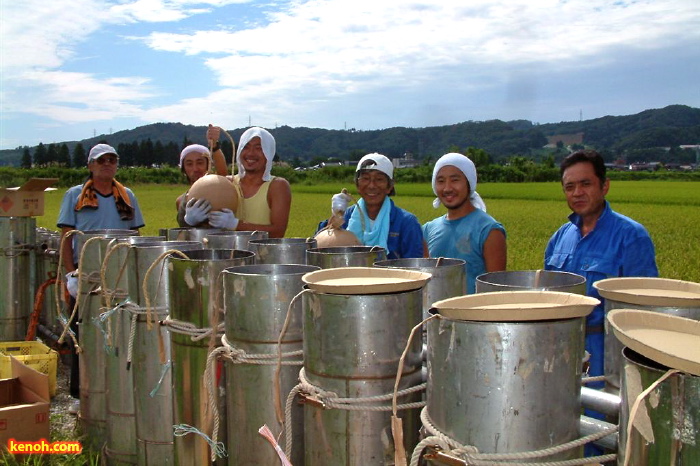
[
  {"left": 168, "top": 249, "right": 255, "bottom": 465},
  {"left": 204, "top": 230, "right": 269, "bottom": 251},
  {"left": 476, "top": 270, "right": 586, "bottom": 294},
  {"left": 124, "top": 235, "right": 166, "bottom": 245},
  {"left": 248, "top": 237, "right": 317, "bottom": 265},
  {"left": 374, "top": 258, "right": 466, "bottom": 319},
  {"left": 74, "top": 229, "right": 138, "bottom": 451},
  {"left": 102, "top": 238, "right": 139, "bottom": 465},
  {"left": 166, "top": 227, "right": 224, "bottom": 244},
  {"left": 222, "top": 264, "right": 320, "bottom": 466},
  {"left": 618, "top": 347, "right": 700, "bottom": 465},
  {"left": 426, "top": 315, "right": 586, "bottom": 459},
  {"left": 0, "top": 217, "right": 36, "bottom": 341},
  {"left": 303, "top": 288, "right": 424, "bottom": 464},
  {"left": 34, "top": 228, "right": 61, "bottom": 333},
  {"left": 123, "top": 241, "right": 203, "bottom": 466},
  {"left": 306, "top": 246, "right": 387, "bottom": 269},
  {"left": 600, "top": 292, "right": 700, "bottom": 393},
  {"left": 105, "top": 240, "right": 201, "bottom": 464}
]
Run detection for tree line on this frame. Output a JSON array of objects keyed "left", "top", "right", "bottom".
[
  {"left": 19, "top": 137, "right": 236, "bottom": 170},
  {"left": 9, "top": 104, "right": 700, "bottom": 170},
  {"left": 3, "top": 144, "right": 697, "bottom": 191}
]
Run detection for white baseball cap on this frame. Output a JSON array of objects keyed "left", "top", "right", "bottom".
[
  {"left": 88, "top": 144, "right": 118, "bottom": 162},
  {"left": 355, "top": 153, "right": 395, "bottom": 195}
]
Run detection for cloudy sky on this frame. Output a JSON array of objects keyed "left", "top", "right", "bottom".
[{"left": 1, "top": 0, "right": 699, "bottom": 150}]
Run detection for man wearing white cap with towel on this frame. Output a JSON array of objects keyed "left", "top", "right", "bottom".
[
  {"left": 318, "top": 153, "right": 425, "bottom": 259},
  {"left": 423, "top": 152, "right": 507, "bottom": 294}
]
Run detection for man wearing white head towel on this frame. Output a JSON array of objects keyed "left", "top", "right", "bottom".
[
  {"left": 316, "top": 153, "right": 425, "bottom": 259},
  {"left": 177, "top": 130, "right": 229, "bottom": 227},
  {"left": 206, "top": 126, "right": 291, "bottom": 238},
  {"left": 423, "top": 152, "right": 507, "bottom": 294}
]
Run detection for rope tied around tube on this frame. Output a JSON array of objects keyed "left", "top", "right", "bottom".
[
  {"left": 142, "top": 249, "right": 192, "bottom": 329},
  {"left": 203, "top": 332, "right": 305, "bottom": 462},
  {"left": 161, "top": 316, "right": 224, "bottom": 341},
  {"left": 120, "top": 302, "right": 169, "bottom": 369},
  {"left": 411, "top": 406, "right": 619, "bottom": 466},
  {"left": 282, "top": 367, "right": 426, "bottom": 459}
]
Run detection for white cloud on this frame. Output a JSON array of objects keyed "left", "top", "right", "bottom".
[
  {"left": 137, "top": 0, "right": 700, "bottom": 129},
  {"left": 1, "top": 0, "right": 699, "bottom": 148}
]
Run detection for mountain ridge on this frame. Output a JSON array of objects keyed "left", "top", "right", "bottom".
[{"left": 2, "top": 104, "right": 698, "bottom": 166}]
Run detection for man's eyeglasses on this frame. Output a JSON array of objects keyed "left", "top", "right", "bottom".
[
  {"left": 357, "top": 173, "right": 389, "bottom": 187},
  {"left": 95, "top": 156, "right": 118, "bottom": 165}
]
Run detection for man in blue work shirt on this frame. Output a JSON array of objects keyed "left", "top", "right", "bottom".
[
  {"left": 317, "top": 153, "right": 425, "bottom": 259},
  {"left": 545, "top": 150, "right": 658, "bottom": 401}
]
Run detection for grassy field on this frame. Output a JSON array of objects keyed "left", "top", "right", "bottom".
[{"left": 36, "top": 180, "right": 700, "bottom": 283}]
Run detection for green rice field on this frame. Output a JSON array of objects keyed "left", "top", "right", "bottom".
[{"left": 36, "top": 180, "right": 700, "bottom": 283}]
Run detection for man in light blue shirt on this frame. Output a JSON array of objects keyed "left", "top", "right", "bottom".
[
  {"left": 56, "top": 143, "right": 144, "bottom": 411},
  {"left": 423, "top": 153, "right": 507, "bottom": 294}
]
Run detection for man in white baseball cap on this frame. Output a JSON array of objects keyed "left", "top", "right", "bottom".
[
  {"left": 57, "top": 142, "right": 145, "bottom": 415},
  {"left": 317, "top": 152, "right": 425, "bottom": 259}
]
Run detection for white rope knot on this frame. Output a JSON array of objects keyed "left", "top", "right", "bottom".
[
  {"left": 161, "top": 316, "right": 224, "bottom": 342},
  {"left": 221, "top": 334, "right": 303, "bottom": 366}
]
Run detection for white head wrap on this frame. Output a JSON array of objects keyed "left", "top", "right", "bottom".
[
  {"left": 179, "top": 144, "right": 210, "bottom": 168},
  {"left": 431, "top": 153, "right": 487, "bottom": 212},
  {"left": 236, "top": 127, "right": 276, "bottom": 181}
]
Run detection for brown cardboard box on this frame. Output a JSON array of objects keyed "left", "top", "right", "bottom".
[
  {"left": 0, "top": 178, "right": 58, "bottom": 217},
  {"left": 0, "top": 357, "right": 50, "bottom": 448}
]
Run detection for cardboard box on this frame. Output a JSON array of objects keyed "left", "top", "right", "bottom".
[
  {"left": 0, "top": 178, "right": 58, "bottom": 217},
  {"left": 0, "top": 357, "right": 50, "bottom": 448}
]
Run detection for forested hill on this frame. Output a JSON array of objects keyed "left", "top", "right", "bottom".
[{"left": 2, "top": 104, "right": 699, "bottom": 166}]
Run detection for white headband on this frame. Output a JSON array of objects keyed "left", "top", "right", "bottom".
[
  {"left": 236, "top": 127, "right": 276, "bottom": 181},
  {"left": 431, "top": 152, "right": 487, "bottom": 211},
  {"left": 179, "top": 144, "right": 210, "bottom": 168}
]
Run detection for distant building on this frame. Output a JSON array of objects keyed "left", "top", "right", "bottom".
[{"left": 392, "top": 152, "right": 420, "bottom": 169}]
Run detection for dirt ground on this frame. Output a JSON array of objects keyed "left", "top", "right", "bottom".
[{"left": 50, "top": 356, "right": 81, "bottom": 442}]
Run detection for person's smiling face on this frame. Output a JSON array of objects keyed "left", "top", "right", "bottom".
[
  {"left": 239, "top": 137, "right": 267, "bottom": 173},
  {"left": 356, "top": 170, "right": 392, "bottom": 210},
  {"left": 435, "top": 165, "right": 471, "bottom": 210}
]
